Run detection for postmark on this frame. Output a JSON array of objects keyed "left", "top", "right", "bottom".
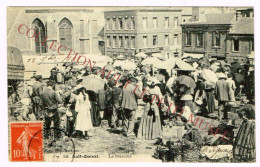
[
  {"left": 29, "top": 127, "right": 76, "bottom": 162},
  {"left": 10, "top": 122, "right": 43, "bottom": 161}
]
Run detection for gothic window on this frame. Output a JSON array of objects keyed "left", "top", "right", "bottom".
[
  {"left": 32, "top": 18, "right": 46, "bottom": 54},
  {"left": 59, "top": 18, "right": 73, "bottom": 51}
]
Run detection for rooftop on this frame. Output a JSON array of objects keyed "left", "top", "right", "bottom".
[
  {"left": 181, "top": 13, "right": 234, "bottom": 26},
  {"left": 104, "top": 9, "right": 182, "bottom": 14},
  {"left": 230, "top": 18, "right": 254, "bottom": 35},
  {"left": 25, "top": 8, "right": 94, "bottom": 13}
]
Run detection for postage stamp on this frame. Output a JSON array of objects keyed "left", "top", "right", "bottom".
[{"left": 9, "top": 122, "right": 43, "bottom": 161}]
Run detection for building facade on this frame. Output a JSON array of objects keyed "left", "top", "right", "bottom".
[
  {"left": 104, "top": 9, "right": 183, "bottom": 59},
  {"left": 181, "top": 21, "right": 232, "bottom": 60},
  {"left": 226, "top": 8, "right": 254, "bottom": 63},
  {"left": 181, "top": 7, "right": 254, "bottom": 63},
  {"left": 8, "top": 8, "right": 103, "bottom": 55}
]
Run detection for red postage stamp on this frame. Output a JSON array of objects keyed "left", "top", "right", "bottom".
[{"left": 10, "top": 122, "right": 43, "bottom": 162}]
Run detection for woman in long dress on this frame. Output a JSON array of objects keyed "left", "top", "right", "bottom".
[
  {"left": 205, "top": 83, "right": 215, "bottom": 114},
  {"left": 74, "top": 88, "right": 93, "bottom": 139},
  {"left": 137, "top": 82, "right": 162, "bottom": 140},
  {"left": 233, "top": 104, "right": 255, "bottom": 162},
  {"left": 87, "top": 90, "right": 101, "bottom": 126}
]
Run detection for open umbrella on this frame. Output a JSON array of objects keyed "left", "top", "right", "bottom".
[
  {"left": 121, "top": 61, "right": 137, "bottom": 70},
  {"left": 201, "top": 69, "right": 218, "bottom": 84},
  {"left": 117, "top": 54, "right": 125, "bottom": 60},
  {"left": 152, "top": 53, "right": 164, "bottom": 60},
  {"left": 141, "top": 65, "right": 151, "bottom": 73},
  {"left": 142, "top": 57, "right": 163, "bottom": 66},
  {"left": 71, "top": 68, "right": 80, "bottom": 72},
  {"left": 142, "top": 57, "right": 166, "bottom": 69},
  {"left": 176, "top": 75, "right": 196, "bottom": 89},
  {"left": 198, "top": 57, "right": 210, "bottom": 67},
  {"left": 135, "top": 52, "right": 147, "bottom": 58},
  {"left": 113, "top": 60, "right": 124, "bottom": 67},
  {"left": 175, "top": 58, "right": 196, "bottom": 71},
  {"left": 230, "top": 62, "right": 244, "bottom": 73},
  {"left": 163, "top": 57, "right": 177, "bottom": 72},
  {"left": 81, "top": 76, "right": 106, "bottom": 93},
  {"left": 63, "top": 62, "right": 78, "bottom": 67},
  {"left": 104, "top": 64, "right": 115, "bottom": 71}
]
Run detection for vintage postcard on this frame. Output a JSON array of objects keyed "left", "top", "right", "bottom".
[{"left": 7, "top": 6, "right": 255, "bottom": 162}]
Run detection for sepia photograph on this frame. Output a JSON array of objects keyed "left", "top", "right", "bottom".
[{"left": 7, "top": 6, "right": 255, "bottom": 163}]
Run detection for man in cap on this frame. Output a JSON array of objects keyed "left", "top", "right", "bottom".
[
  {"left": 32, "top": 75, "right": 44, "bottom": 120},
  {"left": 121, "top": 77, "right": 141, "bottom": 137},
  {"left": 40, "top": 80, "right": 62, "bottom": 140}
]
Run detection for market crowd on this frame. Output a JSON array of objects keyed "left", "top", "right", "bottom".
[{"left": 17, "top": 54, "right": 255, "bottom": 162}]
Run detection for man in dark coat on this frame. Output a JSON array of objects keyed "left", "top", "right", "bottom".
[
  {"left": 32, "top": 75, "right": 44, "bottom": 120},
  {"left": 110, "top": 82, "right": 122, "bottom": 128},
  {"left": 121, "top": 77, "right": 141, "bottom": 137},
  {"left": 244, "top": 65, "right": 254, "bottom": 104},
  {"left": 215, "top": 74, "right": 230, "bottom": 121},
  {"left": 40, "top": 81, "right": 62, "bottom": 139}
]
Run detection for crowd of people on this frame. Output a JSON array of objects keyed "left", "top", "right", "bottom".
[{"left": 16, "top": 55, "right": 255, "bottom": 162}]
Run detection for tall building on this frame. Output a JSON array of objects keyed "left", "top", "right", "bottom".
[
  {"left": 8, "top": 7, "right": 104, "bottom": 55},
  {"left": 104, "top": 9, "right": 183, "bottom": 59}
]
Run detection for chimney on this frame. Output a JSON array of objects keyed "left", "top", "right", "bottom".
[
  {"left": 92, "top": 20, "right": 98, "bottom": 36},
  {"left": 236, "top": 11, "right": 241, "bottom": 21},
  {"left": 250, "top": 11, "right": 254, "bottom": 18},
  {"left": 192, "top": 7, "right": 199, "bottom": 21}
]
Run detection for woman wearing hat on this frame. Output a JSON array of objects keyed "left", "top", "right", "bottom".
[
  {"left": 137, "top": 80, "right": 162, "bottom": 140},
  {"left": 73, "top": 80, "right": 93, "bottom": 140}
]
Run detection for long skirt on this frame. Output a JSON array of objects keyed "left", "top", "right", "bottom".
[
  {"left": 233, "top": 120, "right": 255, "bottom": 162},
  {"left": 137, "top": 113, "right": 162, "bottom": 140},
  {"left": 205, "top": 89, "right": 215, "bottom": 113},
  {"left": 75, "top": 108, "right": 93, "bottom": 132},
  {"left": 90, "top": 101, "right": 101, "bottom": 126}
]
